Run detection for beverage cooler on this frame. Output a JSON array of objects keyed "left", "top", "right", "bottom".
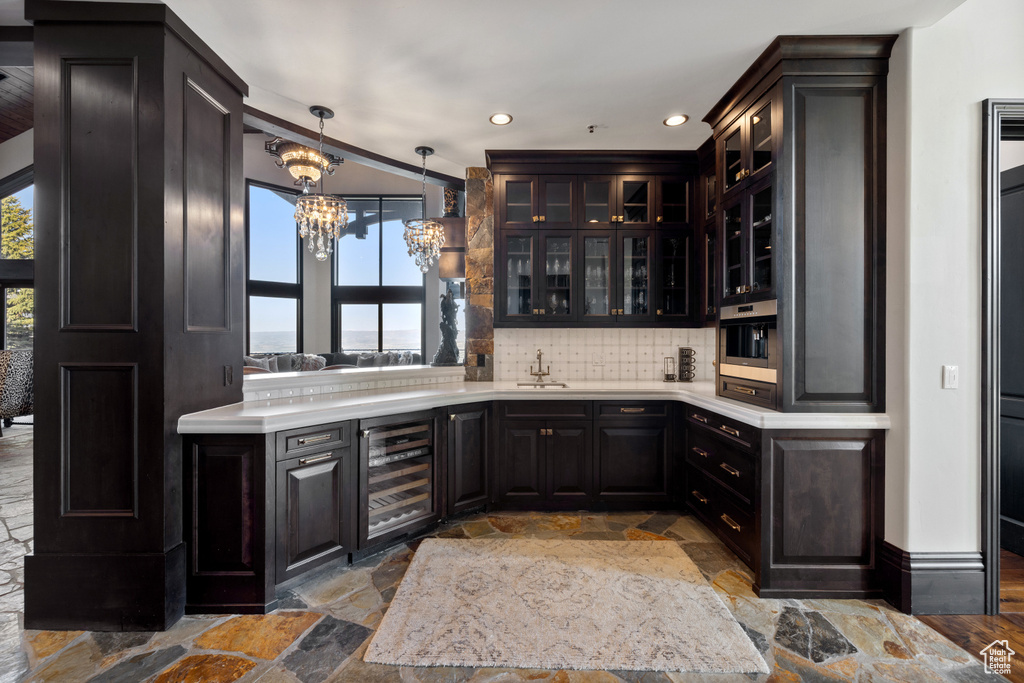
[{"left": 358, "top": 409, "right": 443, "bottom": 549}]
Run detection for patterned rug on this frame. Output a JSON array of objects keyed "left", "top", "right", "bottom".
[{"left": 364, "top": 538, "right": 769, "bottom": 673}]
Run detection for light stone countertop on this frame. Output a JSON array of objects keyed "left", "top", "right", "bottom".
[{"left": 177, "top": 380, "right": 891, "bottom": 434}]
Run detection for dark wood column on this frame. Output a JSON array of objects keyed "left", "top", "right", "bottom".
[{"left": 24, "top": 1, "right": 247, "bottom": 631}]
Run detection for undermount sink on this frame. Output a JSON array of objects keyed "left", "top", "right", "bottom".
[{"left": 516, "top": 382, "right": 569, "bottom": 389}]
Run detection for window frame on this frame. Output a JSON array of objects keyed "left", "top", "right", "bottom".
[
  {"left": 331, "top": 195, "right": 426, "bottom": 355},
  {"left": 245, "top": 179, "right": 304, "bottom": 355},
  {"left": 0, "top": 166, "right": 34, "bottom": 350}
]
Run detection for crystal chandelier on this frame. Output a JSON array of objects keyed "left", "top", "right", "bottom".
[
  {"left": 266, "top": 106, "right": 348, "bottom": 261},
  {"left": 403, "top": 146, "right": 446, "bottom": 273}
]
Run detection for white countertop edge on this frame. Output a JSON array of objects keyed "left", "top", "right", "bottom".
[
  {"left": 179, "top": 381, "right": 891, "bottom": 434},
  {"left": 242, "top": 364, "right": 464, "bottom": 392}
]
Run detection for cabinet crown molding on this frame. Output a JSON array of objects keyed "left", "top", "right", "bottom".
[{"left": 703, "top": 34, "right": 898, "bottom": 132}]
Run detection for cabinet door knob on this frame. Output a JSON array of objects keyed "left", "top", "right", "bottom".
[
  {"left": 533, "top": 215, "right": 540, "bottom": 223},
  {"left": 657, "top": 216, "right": 663, "bottom": 223},
  {"left": 657, "top": 309, "right": 663, "bottom": 315},
  {"left": 361, "top": 429, "right": 370, "bottom": 438},
  {"left": 450, "top": 414, "right": 457, "bottom": 421},
  {"left": 539, "top": 215, "right": 546, "bottom": 222}
]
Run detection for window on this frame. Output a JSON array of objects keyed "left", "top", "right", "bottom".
[
  {"left": 333, "top": 197, "right": 425, "bottom": 355},
  {"left": 0, "top": 168, "right": 34, "bottom": 350},
  {"left": 246, "top": 181, "right": 302, "bottom": 353}
]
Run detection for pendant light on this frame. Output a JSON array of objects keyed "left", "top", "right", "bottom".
[
  {"left": 266, "top": 106, "right": 348, "bottom": 261},
  {"left": 403, "top": 146, "right": 446, "bottom": 273}
]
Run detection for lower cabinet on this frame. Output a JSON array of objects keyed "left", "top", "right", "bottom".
[
  {"left": 275, "top": 447, "right": 356, "bottom": 583},
  {"left": 594, "top": 402, "right": 672, "bottom": 503},
  {"left": 683, "top": 403, "right": 886, "bottom": 599},
  {"left": 496, "top": 418, "right": 593, "bottom": 508},
  {"left": 447, "top": 402, "right": 492, "bottom": 516},
  {"left": 495, "top": 400, "right": 673, "bottom": 510}
]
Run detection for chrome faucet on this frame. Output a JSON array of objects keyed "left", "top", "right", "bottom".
[{"left": 529, "top": 348, "right": 551, "bottom": 382}]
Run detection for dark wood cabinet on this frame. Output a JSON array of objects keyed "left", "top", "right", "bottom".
[
  {"left": 594, "top": 402, "right": 672, "bottom": 503},
  {"left": 447, "top": 402, "right": 491, "bottom": 516},
  {"left": 704, "top": 36, "right": 894, "bottom": 412},
  {"left": 697, "top": 137, "right": 719, "bottom": 321},
  {"left": 497, "top": 419, "right": 546, "bottom": 505},
  {"left": 546, "top": 421, "right": 593, "bottom": 503},
  {"left": 275, "top": 446, "right": 355, "bottom": 582},
  {"left": 496, "top": 417, "right": 592, "bottom": 509},
  {"left": 683, "top": 402, "right": 885, "bottom": 599},
  {"left": 489, "top": 151, "right": 701, "bottom": 328}
]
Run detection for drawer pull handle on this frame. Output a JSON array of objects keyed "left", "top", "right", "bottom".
[
  {"left": 692, "top": 447, "right": 709, "bottom": 458},
  {"left": 719, "top": 462, "right": 741, "bottom": 477},
  {"left": 299, "top": 452, "right": 333, "bottom": 466},
  {"left": 620, "top": 407, "right": 645, "bottom": 413},
  {"left": 721, "top": 514, "right": 741, "bottom": 532},
  {"left": 691, "top": 413, "right": 709, "bottom": 424},
  {"left": 691, "top": 490, "right": 708, "bottom": 504},
  {"left": 297, "top": 433, "right": 332, "bottom": 446},
  {"left": 735, "top": 386, "right": 757, "bottom": 396},
  {"left": 720, "top": 425, "right": 741, "bottom": 437}
]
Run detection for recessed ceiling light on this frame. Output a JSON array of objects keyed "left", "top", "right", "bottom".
[
  {"left": 663, "top": 114, "right": 688, "bottom": 127},
  {"left": 490, "top": 113, "right": 513, "bottom": 125}
]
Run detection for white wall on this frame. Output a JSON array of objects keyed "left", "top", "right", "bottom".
[
  {"left": 242, "top": 135, "right": 444, "bottom": 357},
  {"left": 887, "top": 0, "right": 1024, "bottom": 552},
  {"left": 0, "top": 129, "right": 32, "bottom": 180}
]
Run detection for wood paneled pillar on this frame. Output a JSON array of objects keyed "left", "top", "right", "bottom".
[
  {"left": 24, "top": 1, "right": 247, "bottom": 630},
  {"left": 464, "top": 168, "right": 494, "bottom": 381}
]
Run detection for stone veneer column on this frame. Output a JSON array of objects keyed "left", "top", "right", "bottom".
[{"left": 464, "top": 168, "right": 494, "bottom": 381}]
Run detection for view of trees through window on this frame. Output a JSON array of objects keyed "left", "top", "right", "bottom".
[{"left": 0, "top": 183, "right": 34, "bottom": 350}]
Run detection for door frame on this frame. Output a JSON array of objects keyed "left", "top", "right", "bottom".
[{"left": 982, "top": 99, "right": 1024, "bottom": 615}]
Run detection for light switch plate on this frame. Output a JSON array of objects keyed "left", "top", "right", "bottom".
[{"left": 942, "top": 365, "right": 959, "bottom": 389}]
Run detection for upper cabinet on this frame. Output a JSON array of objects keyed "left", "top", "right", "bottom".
[
  {"left": 703, "top": 35, "right": 897, "bottom": 413},
  {"left": 489, "top": 152, "right": 699, "bottom": 328},
  {"left": 720, "top": 93, "right": 775, "bottom": 200},
  {"left": 497, "top": 175, "right": 577, "bottom": 230}
]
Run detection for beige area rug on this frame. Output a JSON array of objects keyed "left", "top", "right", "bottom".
[{"left": 364, "top": 539, "right": 769, "bottom": 673}]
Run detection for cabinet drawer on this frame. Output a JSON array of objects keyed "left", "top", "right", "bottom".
[
  {"left": 686, "top": 406, "right": 758, "bottom": 451},
  {"left": 687, "top": 430, "right": 756, "bottom": 505},
  {"left": 278, "top": 422, "right": 349, "bottom": 459},
  {"left": 500, "top": 401, "right": 591, "bottom": 419},
  {"left": 719, "top": 376, "right": 777, "bottom": 411},
  {"left": 685, "top": 465, "right": 717, "bottom": 518},
  {"left": 712, "top": 486, "right": 756, "bottom": 566},
  {"left": 596, "top": 401, "right": 669, "bottom": 419}
]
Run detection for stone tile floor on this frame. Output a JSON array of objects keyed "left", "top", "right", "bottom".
[{"left": 0, "top": 429, "right": 1005, "bottom": 682}]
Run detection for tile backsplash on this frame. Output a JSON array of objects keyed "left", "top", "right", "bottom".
[{"left": 494, "top": 327, "right": 717, "bottom": 382}]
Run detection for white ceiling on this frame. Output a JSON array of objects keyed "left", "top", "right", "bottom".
[{"left": 3, "top": 0, "right": 967, "bottom": 177}]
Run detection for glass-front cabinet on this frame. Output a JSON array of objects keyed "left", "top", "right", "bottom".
[
  {"left": 491, "top": 158, "right": 702, "bottom": 327},
  {"left": 619, "top": 231, "right": 653, "bottom": 321},
  {"left": 655, "top": 231, "right": 692, "bottom": 321},
  {"left": 501, "top": 232, "right": 535, "bottom": 320},
  {"left": 539, "top": 233, "right": 574, "bottom": 319},
  {"left": 580, "top": 233, "right": 612, "bottom": 320},
  {"left": 580, "top": 176, "right": 655, "bottom": 231},
  {"left": 719, "top": 92, "right": 775, "bottom": 201},
  {"left": 497, "top": 175, "right": 577, "bottom": 230},
  {"left": 720, "top": 175, "right": 775, "bottom": 306},
  {"left": 498, "top": 231, "right": 578, "bottom": 322}
]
